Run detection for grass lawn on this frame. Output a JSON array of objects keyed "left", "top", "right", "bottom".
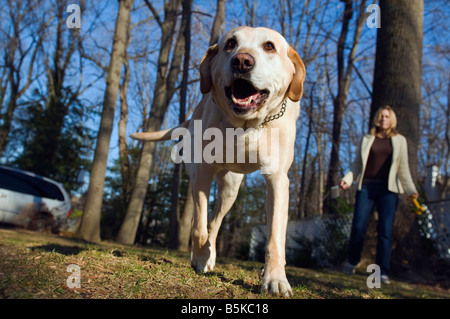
[{"left": 0, "top": 227, "right": 448, "bottom": 300}]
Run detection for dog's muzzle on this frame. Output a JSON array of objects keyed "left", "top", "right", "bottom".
[{"left": 225, "top": 53, "right": 270, "bottom": 115}]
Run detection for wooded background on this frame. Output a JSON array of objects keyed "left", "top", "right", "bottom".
[{"left": 0, "top": 0, "right": 448, "bottom": 263}]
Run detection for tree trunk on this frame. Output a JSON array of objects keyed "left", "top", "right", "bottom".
[
  {"left": 326, "top": 0, "right": 366, "bottom": 214},
  {"left": 327, "top": 0, "right": 353, "bottom": 194},
  {"left": 168, "top": 0, "right": 192, "bottom": 250},
  {"left": 444, "top": 83, "right": 450, "bottom": 197},
  {"left": 119, "top": 18, "right": 132, "bottom": 204},
  {"left": 209, "top": 0, "right": 225, "bottom": 45},
  {"left": 178, "top": 181, "right": 194, "bottom": 251},
  {"left": 174, "top": 0, "right": 226, "bottom": 250},
  {"left": 366, "top": 0, "right": 423, "bottom": 271},
  {"left": 77, "top": 0, "right": 134, "bottom": 242},
  {"left": 297, "top": 102, "right": 313, "bottom": 219},
  {"left": 370, "top": 0, "right": 423, "bottom": 180},
  {"left": 117, "top": 0, "right": 183, "bottom": 245}
]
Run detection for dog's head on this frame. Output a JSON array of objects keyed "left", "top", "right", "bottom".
[{"left": 200, "top": 26, "right": 305, "bottom": 124}]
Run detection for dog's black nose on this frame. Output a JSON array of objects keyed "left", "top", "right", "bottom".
[{"left": 232, "top": 53, "right": 255, "bottom": 73}]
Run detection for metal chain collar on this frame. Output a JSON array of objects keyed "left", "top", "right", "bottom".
[{"left": 259, "top": 99, "right": 287, "bottom": 127}]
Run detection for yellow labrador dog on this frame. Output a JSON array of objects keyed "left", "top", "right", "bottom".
[{"left": 132, "top": 26, "right": 305, "bottom": 296}]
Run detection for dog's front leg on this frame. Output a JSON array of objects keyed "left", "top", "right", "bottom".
[
  {"left": 190, "top": 168, "right": 214, "bottom": 273},
  {"left": 206, "top": 171, "right": 244, "bottom": 271},
  {"left": 261, "top": 172, "right": 293, "bottom": 297}
]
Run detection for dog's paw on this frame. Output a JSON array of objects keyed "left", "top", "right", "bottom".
[
  {"left": 261, "top": 271, "right": 293, "bottom": 297},
  {"left": 190, "top": 249, "right": 216, "bottom": 273}
]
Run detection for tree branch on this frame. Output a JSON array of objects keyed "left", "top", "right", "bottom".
[{"left": 143, "top": 0, "right": 163, "bottom": 28}]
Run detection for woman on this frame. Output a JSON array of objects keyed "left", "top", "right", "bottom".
[{"left": 340, "top": 106, "right": 418, "bottom": 284}]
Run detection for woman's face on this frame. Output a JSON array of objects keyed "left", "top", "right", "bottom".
[{"left": 378, "top": 109, "right": 391, "bottom": 131}]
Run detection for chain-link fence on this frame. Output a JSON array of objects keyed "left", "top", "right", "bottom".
[
  {"left": 418, "top": 200, "right": 450, "bottom": 259},
  {"left": 249, "top": 213, "right": 353, "bottom": 267},
  {"left": 249, "top": 166, "right": 449, "bottom": 267}
]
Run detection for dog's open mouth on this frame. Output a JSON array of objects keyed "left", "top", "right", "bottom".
[{"left": 225, "top": 79, "right": 269, "bottom": 114}]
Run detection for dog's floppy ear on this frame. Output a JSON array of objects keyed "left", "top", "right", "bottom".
[
  {"left": 200, "top": 44, "right": 219, "bottom": 94},
  {"left": 287, "top": 46, "right": 306, "bottom": 102}
]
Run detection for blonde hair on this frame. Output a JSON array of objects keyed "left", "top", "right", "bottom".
[{"left": 370, "top": 106, "right": 398, "bottom": 137}]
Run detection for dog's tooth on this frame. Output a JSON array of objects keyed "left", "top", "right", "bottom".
[{"left": 232, "top": 94, "right": 256, "bottom": 107}]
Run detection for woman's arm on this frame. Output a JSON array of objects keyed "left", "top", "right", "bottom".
[{"left": 397, "top": 135, "right": 419, "bottom": 196}]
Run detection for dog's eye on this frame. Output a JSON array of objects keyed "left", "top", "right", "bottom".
[
  {"left": 263, "top": 41, "right": 276, "bottom": 52},
  {"left": 225, "top": 38, "right": 237, "bottom": 51}
]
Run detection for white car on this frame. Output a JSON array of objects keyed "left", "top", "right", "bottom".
[{"left": 0, "top": 165, "right": 72, "bottom": 232}]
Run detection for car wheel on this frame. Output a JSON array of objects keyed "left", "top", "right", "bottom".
[{"left": 29, "top": 213, "right": 55, "bottom": 233}]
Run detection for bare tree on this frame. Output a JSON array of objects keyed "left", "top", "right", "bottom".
[
  {"left": 118, "top": 13, "right": 132, "bottom": 204},
  {"left": 325, "top": 0, "right": 366, "bottom": 213},
  {"left": 172, "top": 0, "right": 227, "bottom": 251},
  {"left": 0, "top": 0, "right": 46, "bottom": 155},
  {"left": 370, "top": 0, "right": 423, "bottom": 180},
  {"left": 168, "top": 0, "right": 192, "bottom": 250},
  {"left": 274, "top": 0, "right": 341, "bottom": 218},
  {"left": 209, "top": 0, "right": 225, "bottom": 46},
  {"left": 19, "top": 1, "right": 82, "bottom": 175},
  {"left": 77, "top": 0, "right": 135, "bottom": 242},
  {"left": 117, "top": 0, "right": 185, "bottom": 245},
  {"left": 362, "top": 0, "right": 424, "bottom": 268},
  {"left": 444, "top": 83, "right": 450, "bottom": 196}
]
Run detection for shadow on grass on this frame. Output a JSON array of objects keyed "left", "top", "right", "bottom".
[
  {"left": 31, "top": 244, "right": 86, "bottom": 256},
  {"left": 202, "top": 271, "right": 261, "bottom": 294}
]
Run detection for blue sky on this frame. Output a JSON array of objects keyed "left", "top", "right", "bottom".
[{"left": 1, "top": 0, "right": 448, "bottom": 194}]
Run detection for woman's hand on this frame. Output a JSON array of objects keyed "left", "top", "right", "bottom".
[
  {"left": 409, "top": 193, "right": 424, "bottom": 214},
  {"left": 410, "top": 193, "right": 419, "bottom": 200},
  {"left": 339, "top": 180, "right": 349, "bottom": 190}
]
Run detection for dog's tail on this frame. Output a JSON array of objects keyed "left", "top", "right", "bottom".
[{"left": 130, "top": 119, "right": 191, "bottom": 142}]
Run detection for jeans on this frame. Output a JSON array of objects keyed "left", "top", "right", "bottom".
[{"left": 348, "top": 181, "right": 398, "bottom": 275}]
